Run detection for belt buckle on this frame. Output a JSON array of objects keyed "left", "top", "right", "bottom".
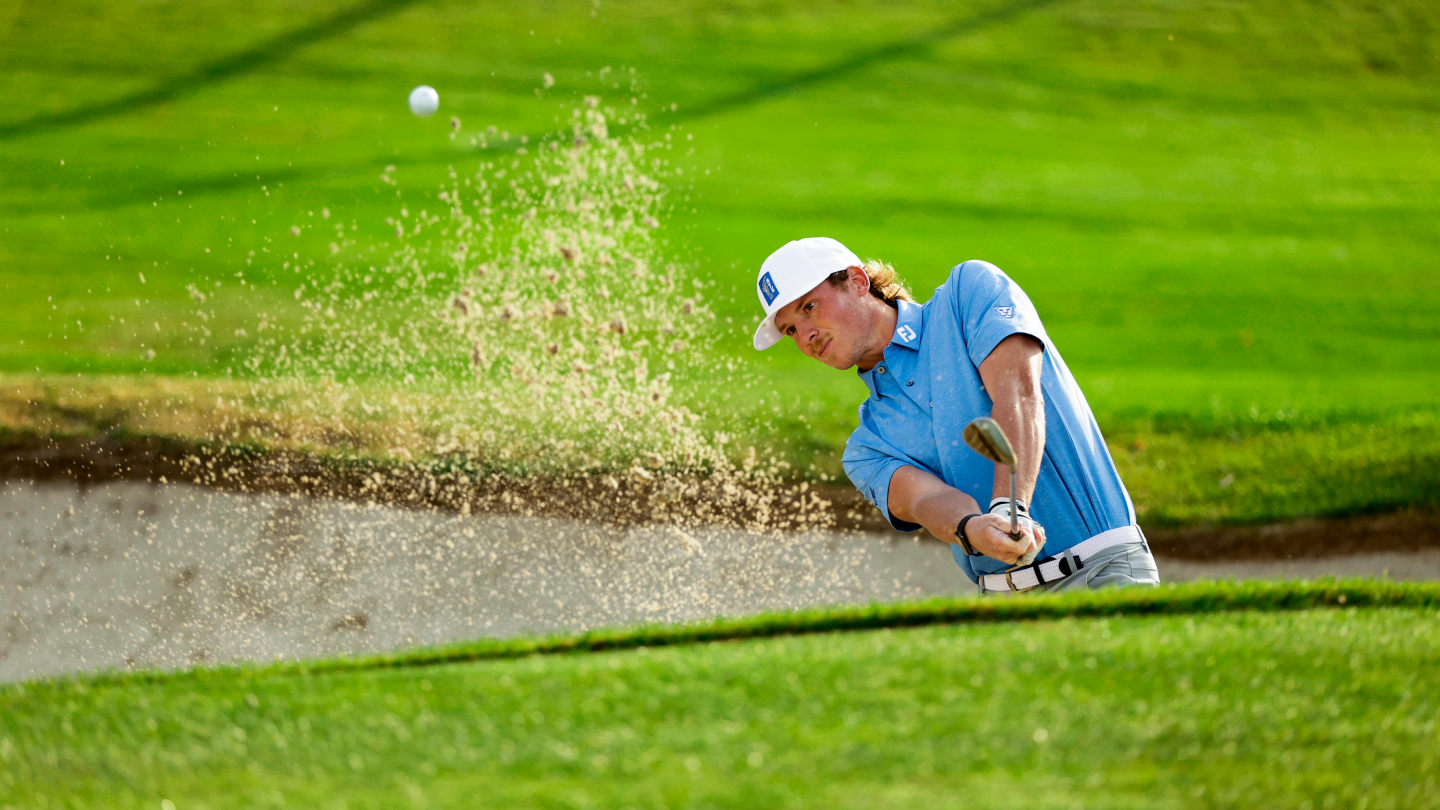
[{"left": 1058, "top": 548, "right": 1082, "bottom": 577}]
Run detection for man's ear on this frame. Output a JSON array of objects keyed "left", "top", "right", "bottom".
[{"left": 849, "top": 265, "right": 870, "bottom": 295}]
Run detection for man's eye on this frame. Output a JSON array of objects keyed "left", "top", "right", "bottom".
[{"left": 805, "top": 302, "right": 816, "bottom": 311}]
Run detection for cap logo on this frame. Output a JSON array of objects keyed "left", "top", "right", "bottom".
[
  {"left": 994, "top": 306, "right": 1015, "bottom": 319},
  {"left": 896, "top": 325, "right": 916, "bottom": 342},
  {"left": 758, "top": 272, "right": 779, "bottom": 306}
]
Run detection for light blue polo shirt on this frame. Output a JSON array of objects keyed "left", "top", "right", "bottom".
[{"left": 842, "top": 260, "right": 1136, "bottom": 583}]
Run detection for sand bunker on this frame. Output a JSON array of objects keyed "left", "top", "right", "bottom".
[
  {"left": 1, "top": 478, "right": 965, "bottom": 683},
  {"left": 5, "top": 477, "right": 1437, "bottom": 684}
]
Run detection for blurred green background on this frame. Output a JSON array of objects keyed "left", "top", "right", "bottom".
[{"left": 2, "top": 0, "right": 1438, "bottom": 524}]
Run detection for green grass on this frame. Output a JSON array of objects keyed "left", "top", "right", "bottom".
[
  {"left": 5, "top": 581, "right": 1438, "bottom": 808},
  {"left": 2, "top": 0, "right": 1439, "bottom": 523}
]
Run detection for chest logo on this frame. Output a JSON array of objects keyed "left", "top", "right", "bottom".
[
  {"left": 896, "top": 324, "right": 917, "bottom": 342},
  {"left": 759, "top": 272, "right": 779, "bottom": 306},
  {"left": 994, "top": 306, "right": 1015, "bottom": 319}
]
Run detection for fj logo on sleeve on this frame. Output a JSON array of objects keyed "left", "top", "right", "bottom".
[
  {"left": 758, "top": 272, "right": 779, "bottom": 305},
  {"left": 994, "top": 306, "right": 1015, "bottom": 318},
  {"left": 896, "top": 325, "right": 916, "bottom": 342}
]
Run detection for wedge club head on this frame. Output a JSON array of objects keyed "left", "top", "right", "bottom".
[{"left": 962, "top": 417, "right": 1016, "bottom": 467}]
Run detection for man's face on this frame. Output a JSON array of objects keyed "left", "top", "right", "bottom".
[{"left": 772, "top": 268, "right": 873, "bottom": 370}]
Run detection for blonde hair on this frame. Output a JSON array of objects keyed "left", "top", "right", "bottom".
[{"left": 827, "top": 258, "right": 914, "bottom": 305}]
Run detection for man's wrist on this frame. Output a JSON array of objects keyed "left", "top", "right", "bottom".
[
  {"left": 954, "top": 514, "right": 985, "bottom": 556},
  {"left": 989, "top": 497, "right": 1028, "bottom": 514}
]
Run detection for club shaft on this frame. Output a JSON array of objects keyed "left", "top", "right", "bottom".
[{"left": 1009, "top": 468, "right": 1019, "bottom": 538}]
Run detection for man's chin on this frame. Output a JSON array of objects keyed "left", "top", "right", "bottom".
[{"left": 804, "top": 352, "right": 850, "bottom": 370}]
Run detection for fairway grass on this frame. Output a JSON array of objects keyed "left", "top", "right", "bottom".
[{"left": 4, "top": 581, "right": 1437, "bottom": 809}]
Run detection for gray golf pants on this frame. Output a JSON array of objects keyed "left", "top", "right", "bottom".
[{"left": 1030, "top": 540, "right": 1161, "bottom": 593}]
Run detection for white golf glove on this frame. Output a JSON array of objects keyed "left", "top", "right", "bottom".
[{"left": 989, "top": 498, "right": 1045, "bottom": 566}]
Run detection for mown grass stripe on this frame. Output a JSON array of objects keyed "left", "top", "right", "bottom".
[{"left": 13, "top": 578, "right": 1437, "bottom": 694}]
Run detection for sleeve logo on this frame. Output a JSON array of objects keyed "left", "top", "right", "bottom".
[
  {"left": 994, "top": 306, "right": 1015, "bottom": 319},
  {"left": 896, "top": 324, "right": 917, "bottom": 342},
  {"left": 758, "top": 272, "right": 780, "bottom": 306}
]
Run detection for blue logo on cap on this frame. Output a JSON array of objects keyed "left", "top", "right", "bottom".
[{"left": 759, "top": 272, "right": 779, "bottom": 306}]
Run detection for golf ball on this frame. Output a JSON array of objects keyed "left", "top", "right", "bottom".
[{"left": 408, "top": 85, "right": 439, "bottom": 117}]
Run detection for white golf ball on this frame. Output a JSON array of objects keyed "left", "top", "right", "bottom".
[{"left": 408, "top": 85, "right": 439, "bottom": 117}]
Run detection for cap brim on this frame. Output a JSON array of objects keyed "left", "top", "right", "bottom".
[{"left": 753, "top": 315, "right": 783, "bottom": 350}]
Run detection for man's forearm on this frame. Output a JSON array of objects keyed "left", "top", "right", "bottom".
[
  {"left": 910, "top": 485, "right": 980, "bottom": 544},
  {"left": 889, "top": 465, "right": 979, "bottom": 543},
  {"left": 990, "top": 390, "right": 1044, "bottom": 505},
  {"left": 977, "top": 334, "right": 1047, "bottom": 507}
]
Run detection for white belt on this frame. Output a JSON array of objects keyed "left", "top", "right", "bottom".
[{"left": 977, "top": 525, "right": 1147, "bottom": 593}]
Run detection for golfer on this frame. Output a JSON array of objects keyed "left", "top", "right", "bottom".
[{"left": 753, "top": 237, "right": 1160, "bottom": 593}]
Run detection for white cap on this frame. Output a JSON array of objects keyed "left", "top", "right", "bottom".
[{"left": 752, "top": 237, "right": 863, "bottom": 350}]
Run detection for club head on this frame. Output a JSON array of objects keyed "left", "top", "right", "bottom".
[{"left": 962, "top": 417, "right": 1017, "bottom": 468}]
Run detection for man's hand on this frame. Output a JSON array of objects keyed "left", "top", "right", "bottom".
[
  {"left": 961, "top": 514, "right": 1044, "bottom": 565},
  {"left": 989, "top": 499, "right": 1046, "bottom": 565}
]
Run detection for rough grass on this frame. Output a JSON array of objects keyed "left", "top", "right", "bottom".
[
  {"left": 7, "top": 371, "right": 1438, "bottom": 526},
  {"left": 4, "top": 580, "right": 1438, "bottom": 809}
]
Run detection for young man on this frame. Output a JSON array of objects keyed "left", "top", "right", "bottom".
[{"left": 752, "top": 237, "right": 1159, "bottom": 593}]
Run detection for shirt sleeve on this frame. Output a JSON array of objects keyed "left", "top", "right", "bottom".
[
  {"left": 842, "top": 407, "right": 923, "bottom": 533},
  {"left": 951, "top": 260, "right": 1050, "bottom": 369}
]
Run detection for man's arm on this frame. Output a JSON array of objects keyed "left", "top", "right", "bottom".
[
  {"left": 978, "top": 334, "right": 1045, "bottom": 506},
  {"left": 888, "top": 466, "right": 1040, "bottom": 564}
]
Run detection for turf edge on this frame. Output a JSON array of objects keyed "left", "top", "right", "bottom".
[{"left": 9, "top": 578, "right": 1437, "bottom": 695}]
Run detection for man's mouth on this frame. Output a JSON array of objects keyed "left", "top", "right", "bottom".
[{"left": 818, "top": 338, "right": 832, "bottom": 358}]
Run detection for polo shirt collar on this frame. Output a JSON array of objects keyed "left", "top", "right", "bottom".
[
  {"left": 888, "top": 299, "right": 924, "bottom": 351},
  {"left": 856, "top": 300, "right": 924, "bottom": 399}
]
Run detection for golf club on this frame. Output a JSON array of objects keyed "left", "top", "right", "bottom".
[{"left": 962, "top": 416, "right": 1022, "bottom": 541}]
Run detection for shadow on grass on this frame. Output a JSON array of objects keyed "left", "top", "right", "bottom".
[
  {"left": 0, "top": 0, "right": 426, "bottom": 140},
  {"left": 673, "top": 0, "right": 1060, "bottom": 122}
]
